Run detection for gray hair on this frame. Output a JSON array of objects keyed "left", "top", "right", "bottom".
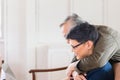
[
  {"left": 60, "top": 13, "right": 86, "bottom": 38},
  {"left": 60, "top": 13, "right": 86, "bottom": 28}
]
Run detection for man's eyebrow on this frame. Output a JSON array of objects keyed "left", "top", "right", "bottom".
[
  {"left": 60, "top": 23, "right": 64, "bottom": 27},
  {"left": 64, "top": 34, "right": 67, "bottom": 38}
]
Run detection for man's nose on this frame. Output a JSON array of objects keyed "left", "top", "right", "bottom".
[
  {"left": 66, "top": 39, "right": 70, "bottom": 44},
  {"left": 72, "top": 48, "right": 74, "bottom": 52}
]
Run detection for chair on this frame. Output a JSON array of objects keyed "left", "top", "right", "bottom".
[{"left": 29, "top": 66, "right": 67, "bottom": 80}]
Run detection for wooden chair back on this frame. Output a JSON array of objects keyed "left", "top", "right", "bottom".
[{"left": 29, "top": 66, "right": 67, "bottom": 80}]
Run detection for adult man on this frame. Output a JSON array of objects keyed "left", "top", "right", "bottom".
[{"left": 60, "top": 14, "right": 120, "bottom": 80}]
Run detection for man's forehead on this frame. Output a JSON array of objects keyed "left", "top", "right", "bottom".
[
  {"left": 61, "top": 25, "right": 68, "bottom": 38},
  {"left": 63, "top": 20, "right": 72, "bottom": 27},
  {"left": 61, "top": 22, "right": 75, "bottom": 38}
]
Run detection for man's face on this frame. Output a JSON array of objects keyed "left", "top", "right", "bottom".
[
  {"left": 61, "top": 20, "right": 74, "bottom": 43},
  {"left": 61, "top": 21, "right": 72, "bottom": 38}
]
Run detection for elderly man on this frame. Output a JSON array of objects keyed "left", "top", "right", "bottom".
[{"left": 60, "top": 14, "right": 120, "bottom": 80}]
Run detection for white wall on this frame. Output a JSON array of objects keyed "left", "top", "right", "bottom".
[
  {"left": 70, "top": 0, "right": 104, "bottom": 24},
  {"left": 26, "top": 0, "right": 120, "bottom": 80},
  {"left": 105, "top": 0, "right": 120, "bottom": 31},
  {"left": 71, "top": 0, "right": 120, "bottom": 31},
  {"left": 2, "top": 0, "right": 120, "bottom": 80},
  {"left": 4, "top": 0, "right": 27, "bottom": 80},
  {"left": 26, "top": 0, "right": 72, "bottom": 79}
]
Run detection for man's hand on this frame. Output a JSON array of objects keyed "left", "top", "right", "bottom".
[
  {"left": 72, "top": 71, "right": 87, "bottom": 80},
  {"left": 66, "top": 62, "right": 76, "bottom": 77},
  {"left": 63, "top": 77, "right": 73, "bottom": 80},
  {"left": 66, "top": 62, "right": 87, "bottom": 80},
  {"left": 66, "top": 60, "right": 81, "bottom": 77}
]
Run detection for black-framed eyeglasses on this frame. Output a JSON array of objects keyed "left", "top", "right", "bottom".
[{"left": 71, "top": 42, "right": 83, "bottom": 49}]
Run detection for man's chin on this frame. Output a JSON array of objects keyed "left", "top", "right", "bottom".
[
  {"left": 76, "top": 56, "right": 84, "bottom": 60},
  {"left": 76, "top": 56, "right": 80, "bottom": 60}
]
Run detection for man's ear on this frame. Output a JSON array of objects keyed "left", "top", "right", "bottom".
[{"left": 85, "top": 40, "right": 94, "bottom": 49}]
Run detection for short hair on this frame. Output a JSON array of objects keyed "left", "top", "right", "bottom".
[
  {"left": 60, "top": 13, "right": 87, "bottom": 38},
  {"left": 66, "top": 22, "right": 99, "bottom": 45},
  {"left": 60, "top": 13, "right": 86, "bottom": 28}
]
